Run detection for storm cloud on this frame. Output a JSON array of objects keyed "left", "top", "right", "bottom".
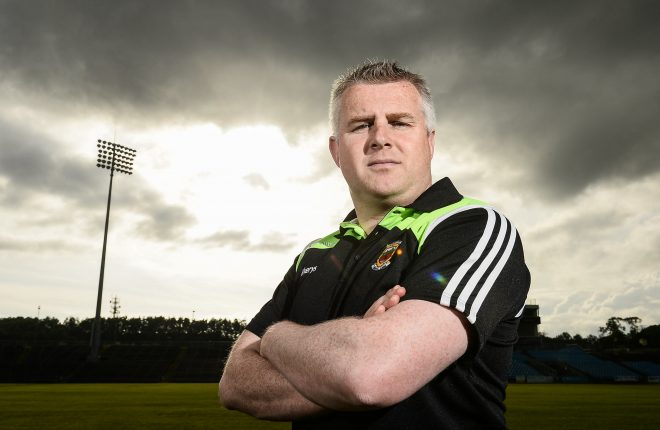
[
  {"left": 0, "top": 117, "right": 196, "bottom": 243},
  {"left": 194, "top": 229, "right": 296, "bottom": 253},
  {"left": 2, "top": 0, "right": 659, "bottom": 198},
  {"left": 1, "top": 0, "right": 658, "bottom": 333}
]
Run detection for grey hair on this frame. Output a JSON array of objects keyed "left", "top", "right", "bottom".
[{"left": 329, "top": 60, "right": 436, "bottom": 135}]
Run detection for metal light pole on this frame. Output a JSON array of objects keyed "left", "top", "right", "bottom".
[{"left": 89, "top": 139, "right": 137, "bottom": 362}]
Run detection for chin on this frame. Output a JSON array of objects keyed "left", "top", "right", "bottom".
[{"left": 367, "top": 185, "right": 407, "bottom": 203}]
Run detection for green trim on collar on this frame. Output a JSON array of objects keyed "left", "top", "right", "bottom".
[{"left": 339, "top": 221, "right": 368, "bottom": 240}]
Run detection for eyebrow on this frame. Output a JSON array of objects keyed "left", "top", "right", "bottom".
[
  {"left": 347, "top": 115, "right": 374, "bottom": 125},
  {"left": 386, "top": 112, "right": 415, "bottom": 121},
  {"left": 346, "top": 112, "right": 415, "bottom": 125}
]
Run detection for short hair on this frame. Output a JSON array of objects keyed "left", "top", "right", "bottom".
[{"left": 329, "top": 60, "right": 436, "bottom": 135}]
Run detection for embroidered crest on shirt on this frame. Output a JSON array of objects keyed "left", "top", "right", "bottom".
[{"left": 371, "top": 241, "right": 403, "bottom": 271}]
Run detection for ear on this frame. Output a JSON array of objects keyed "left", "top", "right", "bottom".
[
  {"left": 329, "top": 136, "right": 341, "bottom": 168},
  {"left": 427, "top": 129, "right": 436, "bottom": 159}
]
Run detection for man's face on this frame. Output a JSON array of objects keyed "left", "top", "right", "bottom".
[{"left": 329, "top": 81, "right": 435, "bottom": 208}]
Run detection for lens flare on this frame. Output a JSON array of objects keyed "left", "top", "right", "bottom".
[{"left": 431, "top": 271, "right": 447, "bottom": 285}]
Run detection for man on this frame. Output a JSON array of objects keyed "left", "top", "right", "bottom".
[{"left": 219, "top": 60, "right": 530, "bottom": 429}]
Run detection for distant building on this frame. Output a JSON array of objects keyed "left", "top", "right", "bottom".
[{"left": 518, "top": 304, "right": 541, "bottom": 338}]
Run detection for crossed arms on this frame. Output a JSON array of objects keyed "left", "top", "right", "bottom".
[{"left": 218, "top": 286, "right": 470, "bottom": 420}]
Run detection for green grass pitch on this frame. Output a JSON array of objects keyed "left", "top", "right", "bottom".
[{"left": 1, "top": 383, "right": 659, "bottom": 429}]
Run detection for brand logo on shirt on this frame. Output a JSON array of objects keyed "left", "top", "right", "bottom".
[
  {"left": 371, "top": 241, "right": 403, "bottom": 271},
  {"left": 301, "top": 266, "right": 317, "bottom": 276}
]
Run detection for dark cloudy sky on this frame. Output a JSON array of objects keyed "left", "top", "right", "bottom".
[{"left": 1, "top": 0, "right": 658, "bottom": 335}]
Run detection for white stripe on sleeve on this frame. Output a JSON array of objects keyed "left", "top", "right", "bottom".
[
  {"left": 467, "top": 223, "right": 518, "bottom": 323},
  {"left": 440, "top": 208, "right": 496, "bottom": 307},
  {"left": 456, "top": 213, "right": 508, "bottom": 312}
]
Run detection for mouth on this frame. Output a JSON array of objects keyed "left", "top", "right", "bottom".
[{"left": 367, "top": 159, "right": 401, "bottom": 167}]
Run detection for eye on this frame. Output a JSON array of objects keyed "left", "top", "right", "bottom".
[
  {"left": 391, "top": 121, "right": 411, "bottom": 127},
  {"left": 351, "top": 123, "right": 370, "bottom": 132}
]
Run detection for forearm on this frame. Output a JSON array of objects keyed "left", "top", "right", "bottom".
[
  {"left": 260, "top": 301, "right": 469, "bottom": 410},
  {"left": 219, "top": 335, "right": 326, "bottom": 420},
  {"left": 260, "top": 318, "right": 375, "bottom": 410}
]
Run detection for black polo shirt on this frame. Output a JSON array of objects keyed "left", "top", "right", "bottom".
[{"left": 247, "top": 177, "right": 531, "bottom": 429}]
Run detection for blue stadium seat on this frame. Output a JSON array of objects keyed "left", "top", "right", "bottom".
[
  {"left": 529, "top": 346, "right": 639, "bottom": 382},
  {"left": 623, "top": 361, "right": 660, "bottom": 377}
]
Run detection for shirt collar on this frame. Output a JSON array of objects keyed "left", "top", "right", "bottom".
[
  {"left": 341, "top": 177, "right": 463, "bottom": 223},
  {"left": 405, "top": 177, "right": 463, "bottom": 212}
]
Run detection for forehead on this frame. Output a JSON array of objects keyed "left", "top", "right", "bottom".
[{"left": 339, "top": 81, "right": 423, "bottom": 119}]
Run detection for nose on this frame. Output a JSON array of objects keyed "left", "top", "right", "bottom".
[{"left": 366, "top": 122, "right": 391, "bottom": 152}]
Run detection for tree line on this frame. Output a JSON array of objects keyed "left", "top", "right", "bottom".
[
  {"left": 0, "top": 316, "right": 246, "bottom": 342},
  {"left": 1, "top": 315, "right": 658, "bottom": 348},
  {"left": 541, "top": 316, "right": 660, "bottom": 349}
]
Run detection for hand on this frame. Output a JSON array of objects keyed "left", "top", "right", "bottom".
[{"left": 363, "top": 285, "right": 406, "bottom": 318}]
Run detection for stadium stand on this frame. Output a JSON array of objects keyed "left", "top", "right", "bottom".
[
  {"left": 510, "top": 351, "right": 554, "bottom": 382},
  {"left": 0, "top": 343, "right": 24, "bottom": 380},
  {"left": 511, "top": 352, "right": 541, "bottom": 377},
  {"left": 2, "top": 307, "right": 658, "bottom": 384},
  {"left": 7, "top": 344, "right": 89, "bottom": 382},
  {"left": 622, "top": 361, "right": 660, "bottom": 382},
  {"left": 529, "top": 346, "right": 641, "bottom": 382},
  {"left": 73, "top": 344, "right": 191, "bottom": 382},
  {"left": 0, "top": 341, "right": 233, "bottom": 383},
  {"left": 168, "top": 343, "right": 231, "bottom": 382}
]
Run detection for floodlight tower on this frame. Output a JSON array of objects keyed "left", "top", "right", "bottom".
[{"left": 89, "top": 139, "right": 137, "bottom": 362}]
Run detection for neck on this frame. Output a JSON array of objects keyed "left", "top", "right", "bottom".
[
  {"left": 350, "top": 182, "right": 433, "bottom": 235},
  {"left": 354, "top": 204, "right": 391, "bottom": 235},
  {"left": 351, "top": 194, "right": 408, "bottom": 235}
]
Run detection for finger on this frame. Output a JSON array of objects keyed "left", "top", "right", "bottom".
[
  {"left": 393, "top": 285, "right": 406, "bottom": 297},
  {"left": 384, "top": 286, "right": 404, "bottom": 303},
  {"left": 364, "top": 297, "right": 385, "bottom": 318},
  {"left": 384, "top": 286, "right": 402, "bottom": 301},
  {"left": 383, "top": 286, "right": 397, "bottom": 299},
  {"left": 383, "top": 293, "right": 400, "bottom": 309},
  {"left": 380, "top": 288, "right": 403, "bottom": 311},
  {"left": 365, "top": 286, "right": 406, "bottom": 318}
]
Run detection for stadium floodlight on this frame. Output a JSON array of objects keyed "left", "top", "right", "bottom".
[{"left": 89, "top": 139, "right": 137, "bottom": 362}]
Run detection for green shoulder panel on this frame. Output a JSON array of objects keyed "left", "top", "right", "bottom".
[
  {"left": 295, "top": 230, "right": 341, "bottom": 271},
  {"left": 410, "top": 197, "right": 489, "bottom": 253}
]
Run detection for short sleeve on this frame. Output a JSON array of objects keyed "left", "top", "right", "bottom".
[
  {"left": 400, "top": 207, "right": 530, "bottom": 353},
  {"left": 245, "top": 260, "right": 298, "bottom": 338}
]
